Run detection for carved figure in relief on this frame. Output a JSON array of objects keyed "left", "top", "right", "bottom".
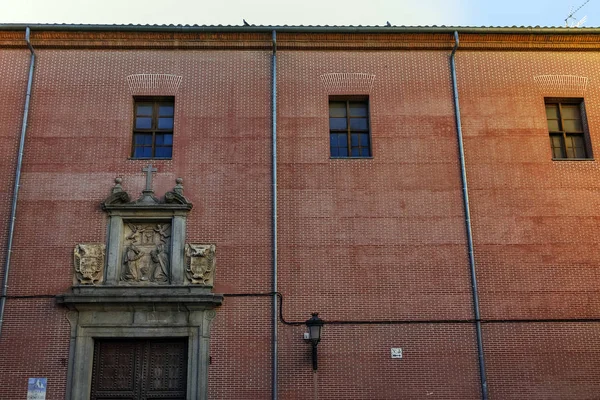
[
  {"left": 150, "top": 243, "right": 169, "bottom": 283},
  {"left": 126, "top": 223, "right": 145, "bottom": 243},
  {"left": 122, "top": 243, "right": 144, "bottom": 281},
  {"left": 121, "top": 222, "right": 172, "bottom": 284},
  {"left": 185, "top": 244, "right": 216, "bottom": 285},
  {"left": 74, "top": 244, "right": 105, "bottom": 285},
  {"left": 154, "top": 224, "right": 171, "bottom": 240}
]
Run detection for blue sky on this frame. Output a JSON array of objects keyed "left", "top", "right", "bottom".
[{"left": 0, "top": 0, "right": 597, "bottom": 28}]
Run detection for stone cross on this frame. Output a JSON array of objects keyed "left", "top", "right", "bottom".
[{"left": 143, "top": 164, "right": 157, "bottom": 191}]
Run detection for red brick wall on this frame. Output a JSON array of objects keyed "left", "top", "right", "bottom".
[
  {"left": 1, "top": 33, "right": 600, "bottom": 400},
  {"left": 483, "top": 323, "right": 600, "bottom": 400},
  {"left": 279, "top": 324, "right": 480, "bottom": 400},
  {"left": 0, "top": 48, "right": 274, "bottom": 399},
  {"left": 276, "top": 50, "right": 479, "bottom": 398},
  {"left": 458, "top": 51, "right": 600, "bottom": 398},
  {"left": 1, "top": 299, "right": 70, "bottom": 399},
  {"left": 0, "top": 50, "right": 28, "bottom": 287}
]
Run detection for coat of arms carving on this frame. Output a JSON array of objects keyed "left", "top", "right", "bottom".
[
  {"left": 74, "top": 244, "right": 106, "bottom": 285},
  {"left": 185, "top": 244, "right": 216, "bottom": 286}
]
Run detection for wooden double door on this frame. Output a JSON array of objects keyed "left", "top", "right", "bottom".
[{"left": 90, "top": 338, "right": 188, "bottom": 400}]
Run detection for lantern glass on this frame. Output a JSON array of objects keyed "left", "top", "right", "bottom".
[
  {"left": 306, "top": 313, "right": 323, "bottom": 344},
  {"left": 309, "top": 324, "right": 321, "bottom": 342}
]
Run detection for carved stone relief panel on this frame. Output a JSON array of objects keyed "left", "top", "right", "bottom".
[
  {"left": 74, "top": 244, "right": 106, "bottom": 285},
  {"left": 121, "top": 222, "right": 172, "bottom": 284},
  {"left": 101, "top": 174, "right": 194, "bottom": 286},
  {"left": 185, "top": 244, "right": 216, "bottom": 286}
]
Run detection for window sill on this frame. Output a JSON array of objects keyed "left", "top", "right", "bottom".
[
  {"left": 552, "top": 158, "right": 595, "bottom": 161},
  {"left": 128, "top": 158, "right": 172, "bottom": 160},
  {"left": 330, "top": 157, "right": 374, "bottom": 160}
]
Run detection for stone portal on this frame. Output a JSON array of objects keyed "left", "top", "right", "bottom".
[{"left": 59, "top": 170, "right": 223, "bottom": 400}]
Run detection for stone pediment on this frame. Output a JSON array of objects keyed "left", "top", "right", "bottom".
[{"left": 102, "top": 174, "right": 192, "bottom": 211}]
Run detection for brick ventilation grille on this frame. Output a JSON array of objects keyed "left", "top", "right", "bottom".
[
  {"left": 533, "top": 75, "right": 589, "bottom": 97},
  {"left": 319, "top": 73, "right": 375, "bottom": 93},
  {"left": 126, "top": 74, "right": 183, "bottom": 95}
]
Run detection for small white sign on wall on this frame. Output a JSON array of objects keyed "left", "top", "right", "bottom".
[
  {"left": 391, "top": 348, "right": 403, "bottom": 359},
  {"left": 27, "top": 378, "right": 47, "bottom": 400}
]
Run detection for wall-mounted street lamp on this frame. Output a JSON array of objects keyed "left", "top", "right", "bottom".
[{"left": 305, "top": 312, "right": 324, "bottom": 370}]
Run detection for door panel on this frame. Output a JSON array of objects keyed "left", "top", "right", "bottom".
[{"left": 91, "top": 339, "right": 187, "bottom": 400}]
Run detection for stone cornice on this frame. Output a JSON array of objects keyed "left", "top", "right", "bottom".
[
  {"left": 57, "top": 285, "right": 224, "bottom": 310},
  {"left": 1, "top": 29, "right": 600, "bottom": 51}
]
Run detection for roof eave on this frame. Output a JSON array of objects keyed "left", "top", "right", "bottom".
[{"left": 1, "top": 23, "right": 600, "bottom": 35}]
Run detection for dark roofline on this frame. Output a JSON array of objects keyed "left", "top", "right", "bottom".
[{"left": 1, "top": 23, "right": 600, "bottom": 35}]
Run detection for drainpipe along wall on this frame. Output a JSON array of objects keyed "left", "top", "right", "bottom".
[
  {"left": 450, "top": 31, "right": 489, "bottom": 400},
  {"left": 0, "top": 27, "right": 35, "bottom": 338},
  {"left": 271, "top": 29, "right": 279, "bottom": 400}
]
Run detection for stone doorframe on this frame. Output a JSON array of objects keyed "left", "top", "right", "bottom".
[
  {"left": 58, "top": 289, "right": 222, "bottom": 400},
  {"left": 59, "top": 175, "right": 223, "bottom": 399}
]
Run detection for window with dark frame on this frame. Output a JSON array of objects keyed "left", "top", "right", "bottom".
[
  {"left": 329, "top": 98, "right": 371, "bottom": 158},
  {"left": 132, "top": 98, "right": 174, "bottom": 159},
  {"left": 545, "top": 99, "right": 590, "bottom": 159}
]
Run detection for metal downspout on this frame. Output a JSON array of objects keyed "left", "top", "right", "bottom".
[
  {"left": 271, "top": 30, "right": 278, "bottom": 400},
  {"left": 0, "top": 27, "right": 35, "bottom": 339},
  {"left": 450, "top": 31, "right": 488, "bottom": 400}
]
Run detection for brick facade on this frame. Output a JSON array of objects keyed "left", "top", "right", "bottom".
[{"left": 0, "top": 27, "right": 599, "bottom": 399}]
